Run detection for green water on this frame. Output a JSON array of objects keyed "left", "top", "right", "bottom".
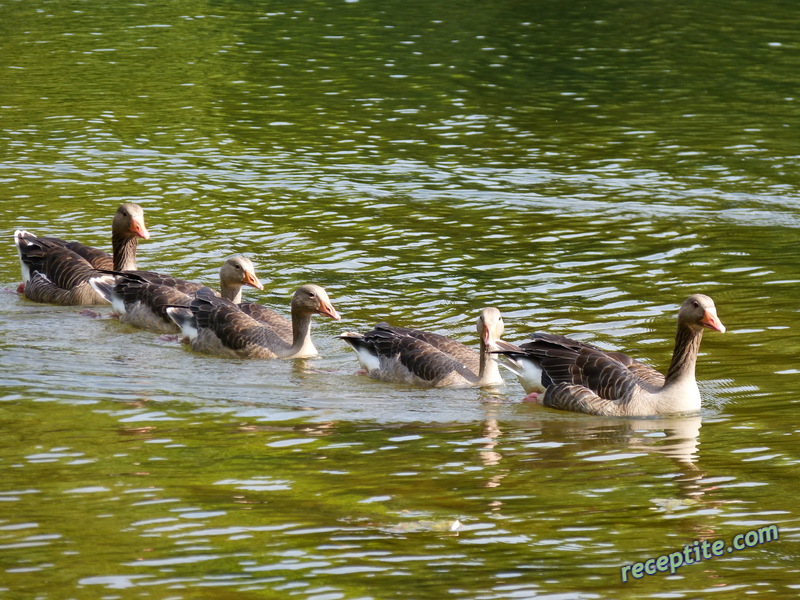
[{"left": 1, "top": 0, "right": 799, "bottom": 598}]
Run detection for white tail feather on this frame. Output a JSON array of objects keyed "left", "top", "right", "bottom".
[
  {"left": 14, "top": 230, "right": 34, "bottom": 283},
  {"left": 166, "top": 307, "right": 197, "bottom": 340},
  {"left": 493, "top": 353, "right": 546, "bottom": 394},
  {"left": 88, "top": 276, "right": 123, "bottom": 312}
]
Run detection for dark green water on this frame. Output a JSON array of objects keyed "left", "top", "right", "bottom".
[{"left": 1, "top": 1, "right": 799, "bottom": 598}]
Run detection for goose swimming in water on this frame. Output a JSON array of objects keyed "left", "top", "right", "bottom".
[
  {"left": 167, "top": 284, "right": 340, "bottom": 359},
  {"left": 15, "top": 203, "right": 149, "bottom": 305},
  {"left": 493, "top": 294, "right": 725, "bottom": 416},
  {"left": 89, "top": 255, "right": 263, "bottom": 333},
  {"left": 340, "top": 307, "right": 506, "bottom": 388}
]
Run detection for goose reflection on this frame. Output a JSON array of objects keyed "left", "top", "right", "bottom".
[{"left": 475, "top": 412, "right": 707, "bottom": 506}]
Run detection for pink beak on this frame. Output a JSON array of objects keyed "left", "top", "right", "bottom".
[
  {"left": 701, "top": 309, "right": 726, "bottom": 333},
  {"left": 242, "top": 270, "right": 264, "bottom": 290},
  {"left": 482, "top": 323, "right": 494, "bottom": 346},
  {"left": 131, "top": 217, "right": 150, "bottom": 240},
  {"left": 481, "top": 321, "right": 502, "bottom": 350},
  {"left": 319, "top": 301, "right": 341, "bottom": 321}
]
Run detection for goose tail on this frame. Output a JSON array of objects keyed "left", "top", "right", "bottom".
[{"left": 166, "top": 306, "right": 197, "bottom": 340}]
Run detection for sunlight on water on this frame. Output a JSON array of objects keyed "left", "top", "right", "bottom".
[{"left": 1, "top": 0, "right": 799, "bottom": 598}]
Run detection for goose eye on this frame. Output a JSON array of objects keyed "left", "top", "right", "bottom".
[{"left": 692, "top": 301, "right": 700, "bottom": 308}]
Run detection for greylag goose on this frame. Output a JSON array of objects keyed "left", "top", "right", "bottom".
[
  {"left": 166, "top": 284, "right": 340, "bottom": 359},
  {"left": 88, "top": 255, "right": 263, "bottom": 333},
  {"left": 339, "top": 307, "right": 506, "bottom": 388},
  {"left": 493, "top": 294, "right": 725, "bottom": 416},
  {"left": 15, "top": 203, "right": 149, "bottom": 305},
  {"left": 235, "top": 300, "right": 293, "bottom": 343}
]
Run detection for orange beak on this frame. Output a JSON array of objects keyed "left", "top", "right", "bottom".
[
  {"left": 242, "top": 270, "right": 264, "bottom": 290},
  {"left": 700, "top": 309, "right": 726, "bottom": 333},
  {"left": 131, "top": 217, "right": 150, "bottom": 240},
  {"left": 318, "top": 301, "right": 341, "bottom": 321},
  {"left": 482, "top": 322, "right": 497, "bottom": 348}
]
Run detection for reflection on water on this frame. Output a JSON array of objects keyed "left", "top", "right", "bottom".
[
  {"left": 2, "top": 0, "right": 800, "bottom": 597},
  {"left": 2, "top": 394, "right": 791, "bottom": 598},
  {"left": 477, "top": 414, "right": 706, "bottom": 501}
]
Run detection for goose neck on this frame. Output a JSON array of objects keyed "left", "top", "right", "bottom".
[
  {"left": 220, "top": 282, "right": 243, "bottom": 304},
  {"left": 478, "top": 340, "right": 502, "bottom": 385},
  {"left": 112, "top": 232, "right": 139, "bottom": 271},
  {"left": 665, "top": 324, "right": 703, "bottom": 386},
  {"left": 288, "top": 309, "right": 316, "bottom": 357}
]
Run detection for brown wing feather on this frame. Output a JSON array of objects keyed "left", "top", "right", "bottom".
[
  {"left": 360, "top": 324, "right": 479, "bottom": 385},
  {"left": 542, "top": 383, "right": 626, "bottom": 416},
  {"left": 52, "top": 238, "right": 113, "bottom": 270},
  {"left": 123, "top": 270, "right": 205, "bottom": 295},
  {"left": 515, "top": 333, "right": 665, "bottom": 414},
  {"left": 116, "top": 276, "right": 198, "bottom": 322},
  {"left": 374, "top": 324, "right": 479, "bottom": 371},
  {"left": 603, "top": 351, "right": 665, "bottom": 386},
  {"left": 238, "top": 302, "right": 293, "bottom": 344},
  {"left": 25, "top": 272, "right": 102, "bottom": 305},
  {"left": 20, "top": 241, "right": 106, "bottom": 305},
  {"left": 568, "top": 350, "right": 647, "bottom": 402},
  {"left": 190, "top": 293, "right": 289, "bottom": 356}
]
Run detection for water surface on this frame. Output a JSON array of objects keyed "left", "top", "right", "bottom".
[{"left": 1, "top": 0, "right": 799, "bottom": 598}]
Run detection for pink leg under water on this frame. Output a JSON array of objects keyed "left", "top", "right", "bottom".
[{"left": 522, "top": 392, "right": 541, "bottom": 403}]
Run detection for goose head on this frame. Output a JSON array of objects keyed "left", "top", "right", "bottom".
[
  {"left": 477, "top": 307, "right": 504, "bottom": 349},
  {"left": 113, "top": 203, "right": 150, "bottom": 240},
  {"left": 220, "top": 255, "right": 263, "bottom": 291},
  {"left": 291, "top": 284, "right": 341, "bottom": 321},
  {"left": 680, "top": 294, "right": 725, "bottom": 334}
]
